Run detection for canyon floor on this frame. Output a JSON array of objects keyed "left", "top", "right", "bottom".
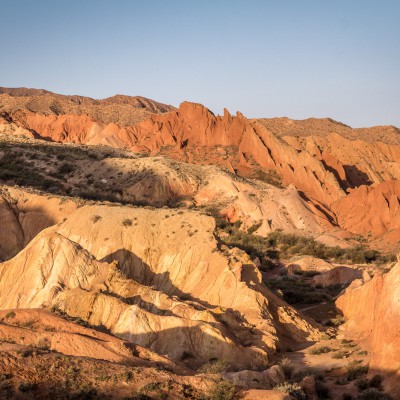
[{"left": 0, "top": 88, "right": 399, "bottom": 399}]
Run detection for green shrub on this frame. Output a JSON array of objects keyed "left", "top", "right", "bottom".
[
  {"left": 4, "top": 311, "right": 15, "bottom": 319},
  {"left": 214, "top": 220, "right": 394, "bottom": 265},
  {"left": 20, "top": 319, "right": 36, "bottom": 328},
  {"left": 346, "top": 361, "right": 368, "bottom": 381},
  {"left": 91, "top": 215, "right": 102, "bottom": 223},
  {"left": 316, "top": 380, "right": 330, "bottom": 399},
  {"left": 325, "top": 316, "right": 346, "bottom": 327},
  {"left": 140, "top": 382, "right": 161, "bottom": 393},
  {"left": 36, "top": 337, "right": 51, "bottom": 350},
  {"left": 17, "top": 349, "right": 33, "bottom": 357},
  {"left": 332, "top": 350, "right": 349, "bottom": 359},
  {"left": 358, "top": 389, "right": 392, "bottom": 400},
  {"left": 124, "top": 396, "right": 151, "bottom": 400},
  {"left": 208, "top": 380, "right": 237, "bottom": 400},
  {"left": 369, "top": 375, "right": 383, "bottom": 389},
  {"left": 198, "top": 360, "right": 229, "bottom": 374},
  {"left": 357, "top": 379, "right": 370, "bottom": 391},
  {"left": 18, "top": 382, "right": 37, "bottom": 392},
  {"left": 294, "top": 367, "right": 319, "bottom": 380},
  {"left": 275, "top": 382, "right": 306, "bottom": 400},
  {"left": 309, "top": 346, "right": 332, "bottom": 355},
  {"left": 58, "top": 163, "right": 75, "bottom": 175},
  {"left": 279, "top": 357, "right": 295, "bottom": 379}
]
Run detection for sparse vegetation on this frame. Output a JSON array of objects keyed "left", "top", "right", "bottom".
[
  {"left": 250, "top": 169, "right": 284, "bottom": 188},
  {"left": 124, "top": 395, "right": 152, "bottom": 400},
  {"left": 18, "top": 382, "right": 37, "bottom": 392},
  {"left": 57, "top": 162, "right": 75, "bottom": 175},
  {"left": 267, "top": 275, "right": 337, "bottom": 305},
  {"left": 358, "top": 389, "right": 392, "bottom": 400},
  {"left": 214, "top": 217, "right": 396, "bottom": 265},
  {"left": 316, "top": 380, "right": 330, "bottom": 399},
  {"left": 91, "top": 215, "right": 102, "bottom": 223},
  {"left": 294, "top": 367, "right": 319, "bottom": 380},
  {"left": 369, "top": 375, "right": 383, "bottom": 389},
  {"left": 122, "top": 218, "right": 133, "bottom": 226},
  {"left": 346, "top": 361, "right": 369, "bottom": 381},
  {"left": 309, "top": 346, "right": 333, "bottom": 355},
  {"left": 20, "top": 319, "right": 36, "bottom": 328},
  {"left": 4, "top": 311, "right": 15, "bottom": 319},
  {"left": 356, "top": 375, "right": 384, "bottom": 392},
  {"left": 139, "top": 381, "right": 161, "bottom": 393},
  {"left": 36, "top": 337, "right": 51, "bottom": 350},
  {"left": 0, "top": 139, "right": 139, "bottom": 204},
  {"left": 198, "top": 359, "right": 229, "bottom": 374},
  {"left": 332, "top": 350, "right": 349, "bottom": 359},
  {"left": 275, "top": 382, "right": 306, "bottom": 400},
  {"left": 0, "top": 151, "right": 62, "bottom": 193},
  {"left": 17, "top": 349, "right": 33, "bottom": 358},
  {"left": 207, "top": 380, "right": 238, "bottom": 400},
  {"left": 279, "top": 357, "right": 295, "bottom": 379},
  {"left": 325, "top": 316, "right": 346, "bottom": 327}
]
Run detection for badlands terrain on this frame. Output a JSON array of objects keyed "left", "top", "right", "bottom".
[{"left": 0, "top": 88, "right": 399, "bottom": 399}]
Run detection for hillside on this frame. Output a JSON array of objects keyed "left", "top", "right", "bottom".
[
  {"left": 0, "top": 88, "right": 398, "bottom": 399},
  {"left": 0, "top": 87, "right": 175, "bottom": 126}
]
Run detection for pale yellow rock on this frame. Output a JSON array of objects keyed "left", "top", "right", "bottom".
[{"left": 0, "top": 202, "right": 320, "bottom": 368}]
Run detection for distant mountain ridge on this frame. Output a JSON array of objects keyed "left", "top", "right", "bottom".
[
  {"left": 257, "top": 116, "right": 400, "bottom": 145},
  {"left": 0, "top": 87, "right": 175, "bottom": 125}
]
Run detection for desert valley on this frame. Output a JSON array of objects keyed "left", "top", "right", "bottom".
[{"left": 0, "top": 87, "right": 398, "bottom": 399}]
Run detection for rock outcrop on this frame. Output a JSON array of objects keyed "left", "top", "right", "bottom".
[
  {"left": 5, "top": 89, "right": 400, "bottom": 246},
  {"left": 0, "top": 186, "right": 78, "bottom": 260},
  {"left": 285, "top": 133, "right": 400, "bottom": 189},
  {"left": 336, "top": 261, "right": 400, "bottom": 393},
  {"left": 332, "top": 180, "right": 400, "bottom": 237},
  {"left": 223, "top": 365, "right": 284, "bottom": 389},
  {"left": 0, "top": 201, "right": 320, "bottom": 368},
  {"left": 0, "top": 308, "right": 177, "bottom": 367},
  {"left": 287, "top": 256, "right": 334, "bottom": 275},
  {"left": 258, "top": 116, "right": 400, "bottom": 145},
  {"left": 312, "top": 266, "right": 370, "bottom": 287},
  {"left": 2, "top": 101, "right": 345, "bottom": 206}
]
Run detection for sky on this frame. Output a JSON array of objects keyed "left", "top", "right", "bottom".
[{"left": 0, "top": 0, "right": 399, "bottom": 127}]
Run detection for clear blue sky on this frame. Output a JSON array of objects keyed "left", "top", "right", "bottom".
[{"left": 1, "top": 0, "right": 399, "bottom": 127}]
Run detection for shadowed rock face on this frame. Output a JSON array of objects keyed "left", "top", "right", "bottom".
[
  {"left": 0, "top": 198, "right": 320, "bottom": 368},
  {"left": 0, "top": 186, "right": 79, "bottom": 260},
  {"left": 332, "top": 180, "right": 400, "bottom": 237},
  {"left": 284, "top": 133, "right": 400, "bottom": 188},
  {"left": 4, "top": 89, "right": 400, "bottom": 246},
  {"left": 336, "top": 260, "right": 400, "bottom": 393},
  {"left": 0, "top": 308, "right": 214, "bottom": 399},
  {"left": 2, "top": 101, "right": 345, "bottom": 206},
  {"left": 0, "top": 308, "right": 174, "bottom": 366}
]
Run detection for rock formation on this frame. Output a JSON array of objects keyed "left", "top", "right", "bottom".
[
  {"left": 332, "top": 180, "right": 400, "bottom": 237},
  {"left": 0, "top": 186, "right": 79, "bottom": 260},
  {"left": 312, "top": 266, "right": 370, "bottom": 287},
  {"left": 0, "top": 194, "right": 320, "bottom": 369},
  {"left": 1, "top": 87, "right": 400, "bottom": 398},
  {"left": 0, "top": 87, "right": 175, "bottom": 125},
  {"left": 4, "top": 88, "right": 400, "bottom": 247},
  {"left": 336, "top": 260, "right": 400, "bottom": 393}
]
